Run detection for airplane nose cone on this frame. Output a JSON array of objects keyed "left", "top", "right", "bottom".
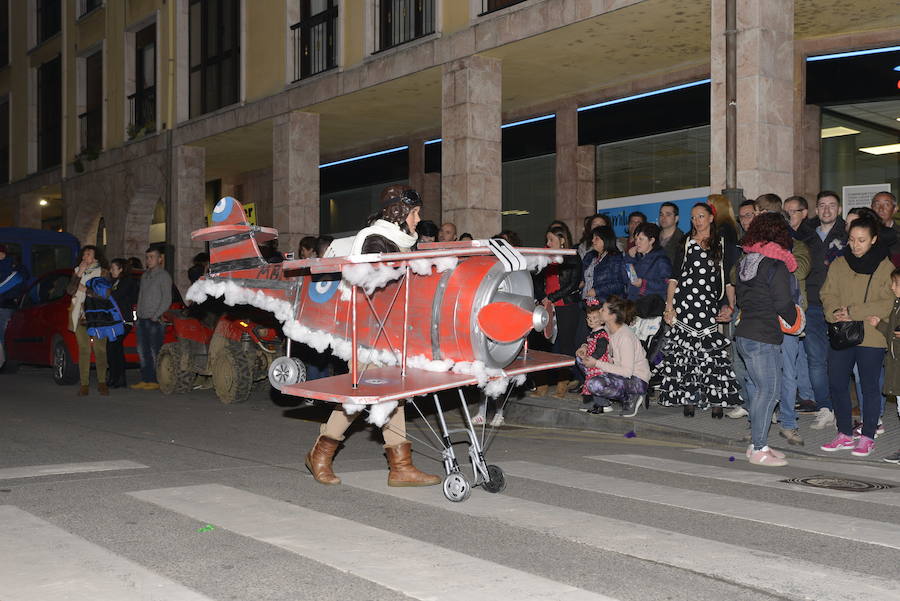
[
  {"left": 532, "top": 305, "right": 549, "bottom": 332},
  {"left": 477, "top": 301, "right": 535, "bottom": 343}
]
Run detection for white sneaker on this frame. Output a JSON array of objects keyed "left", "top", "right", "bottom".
[
  {"left": 748, "top": 446, "right": 788, "bottom": 467},
  {"left": 727, "top": 406, "right": 749, "bottom": 419},
  {"left": 810, "top": 408, "right": 835, "bottom": 430},
  {"left": 490, "top": 413, "right": 505, "bottom": 427}
]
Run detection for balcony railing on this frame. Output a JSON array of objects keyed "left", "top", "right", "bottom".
[
  {"left": 375, "top": 0, "right": 434, "bottom": 53},
  {"left": 290, "top": 5, "right": 338, "bottom": 82},
  {"left": 78, "top": 108, "right": 101, "bottom": 153},
  {"left": 78, "top": 0, "right": 102, "bottom": 19},
  {"left": 479, "top": 0, "right": 527, "bottom": 15},
  {"left": 127, "top": 86, "right": 156, "bottom": 139}
]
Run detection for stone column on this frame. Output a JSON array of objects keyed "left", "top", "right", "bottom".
[
  {"left": 170, "top": 145, "right": 206, "bottom": 296},
  {"left": 441, "top": 55, "right": 501, "bottom": 240},
  {"left": 576, "top": 145, "right": 597, "bottom": 217},
  {"left": 424, "top": 172, "right": 442, "bottom": 227},
  {"left": 711, "top": 0, "right": 795, "bottom": 199},
  {"left": 408, "top": 138, "right": 440, "bottom": 224},
  {"left": 16, "top": 193, "right": 42, "bottom": 228},
  {"left": 272, "top": 111, "right": 319, "bottom": 256},
  {"left": 555, "top": 102, "right": 579, "bottom": 236}
]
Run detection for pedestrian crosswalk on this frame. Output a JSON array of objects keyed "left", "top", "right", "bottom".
[
  {"left": 0, "top": 459, "right": 148, "bottom": 480},
  {"left": 4, "top": 453, "right": 900, "bottom": 601}
]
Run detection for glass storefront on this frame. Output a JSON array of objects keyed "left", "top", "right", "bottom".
[
  {"left": 501, "top": 153, "right": 555, "bottom": 247},
  {"left": 320, "top": 179, "right": 408, "bottom": 236},
  {"left": 595, "top": 125, "right": 711, "bottom": 201}
]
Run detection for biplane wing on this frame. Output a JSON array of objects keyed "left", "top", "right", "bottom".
[{"left": 281, "top": 349, "right": 574, "bottom": 404}]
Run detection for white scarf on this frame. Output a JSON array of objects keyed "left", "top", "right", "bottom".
[
  {"left": 349, "top": 219, "right": 417, "bottom": 256},
  {"left": 69, "top": 263, "right": 102, "bottom": 332}
]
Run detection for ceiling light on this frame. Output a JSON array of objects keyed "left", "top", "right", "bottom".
[
  {"left": 859, "top": 143, "right": 900, "bottom": 155},
  {"left": 821, "top": 126, "right": 860, "bottom": 138},
  {"left": 38, "top": 199, "right": 48, "bottom": 206}
]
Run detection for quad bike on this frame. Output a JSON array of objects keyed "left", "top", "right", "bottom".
[{"left": 156, "top": 303, "right": 284, "bottom": 404}]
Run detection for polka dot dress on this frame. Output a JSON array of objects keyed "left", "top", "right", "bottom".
[{"left": 656, "top": 239, "right": 740, "bottom": 408}]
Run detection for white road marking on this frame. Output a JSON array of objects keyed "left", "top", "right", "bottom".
[
  {"left": 129, "top": 484, "right": 619, "bottom": 601},
  {"left": 501, "top": 461, "right": 900, "bottom": 550},
  {"left": 0, "top": 506, "right": 213, "bottom": 601},
  {"left": 340, "top": 470, "right": 900, "bottom": 601},
  {"left": 588, "top": 454, "right": 900, "bottom": 505},
  {"left": 0, "top": 460, "right": 148, "bottom": 480},
  {"left": 687, "top": 447, "right": 900, "bottom": 484}
]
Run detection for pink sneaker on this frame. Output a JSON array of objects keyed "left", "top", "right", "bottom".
[
  {"left": 820, "top": 432, "right": 855, "bottom": 452},
  {"left": 851, "top": 436, "right": 876, "bottom": 457},
  {"left": 748, "top": 447, "right": 788, "bottom": 467}
]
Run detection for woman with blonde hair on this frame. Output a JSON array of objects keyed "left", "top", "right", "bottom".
[{"left": 707, "top": 194, "right": 739, "bottom": 249}]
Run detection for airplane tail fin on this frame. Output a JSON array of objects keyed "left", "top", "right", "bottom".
[{"left": 191, "top": 197, "right": 276, "bottom": 274}]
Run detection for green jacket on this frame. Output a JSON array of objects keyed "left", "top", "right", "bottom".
[{"left": 875, "top": 297, "right": 900, "bottom": 395}]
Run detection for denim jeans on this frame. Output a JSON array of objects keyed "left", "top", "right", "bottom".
[
  {"left": 794, "top": 342, "right": 814, "bottom": 401},
  {"left": 829, "top": 345, "right": 885, "bottom": 439},
  {"left": 137, "top": 318, "right": 165, "bottom": 383},
  {"left": 779, "top": 334, "right": 813, "bottom": 429},
  {"left": 803, "top": 304, "right": 830, "bottom": 410},
  {"left": 736, "top": 337, "right": 782, "bottom": 451}
]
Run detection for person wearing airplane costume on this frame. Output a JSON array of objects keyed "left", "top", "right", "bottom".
[{"left": 306, "top": 184, "right": 442, "bottom": 487}]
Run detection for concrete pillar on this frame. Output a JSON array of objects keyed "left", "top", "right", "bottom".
[
  {"left": 555, "top": 103, "right": 597, "bottom": 237},
  {"left": 441, "top": 55, "right": 501, "bottom": 240},
  {"left": 409, "top": 138, "right": 441, "bottom": 224},
  {"left": 272, "top": 111, "right": 319, "bottom": 256},
  {"left": 711, "top": 0, "right": 795, "bottom": 199},
  {"left": 16, "top": 193, "right": 42, "bottom": 228},
  {"left": 170, "top": 145, "right": 206, "bottom": 296}
]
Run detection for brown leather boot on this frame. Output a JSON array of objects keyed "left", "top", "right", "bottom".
[
  {"left": 305, "top": 436, "right": 341, "bottom": 485},
  {"left": 551, "top": 380, "right": 569, "bottom": 399},
  {"left": 98, "top": 383, "right": 109, "bottom": 396},
  {"left": 77, "top": 385, "right": 89, "bottom": 396},
  {"left": 385, "top": 442, "right": 441, "bottom": 487},
  {"left": 534, "top": 384, "right": 549, "bottom": 397}
]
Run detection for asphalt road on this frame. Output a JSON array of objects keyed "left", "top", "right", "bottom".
[{"left": 2, "top": 365, "right": 900, "bottom": 601}]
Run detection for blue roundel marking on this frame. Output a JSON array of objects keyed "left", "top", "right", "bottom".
[
  {"left": 308, "top": 278, "right": 339, "bottom": 303},
  {"left": 211, "top": 196, "right": 235, "bottom": 223}
]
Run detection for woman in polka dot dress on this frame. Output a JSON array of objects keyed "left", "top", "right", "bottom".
[{"left": 659, "top": 203, "right": 741, "bottom": 417}]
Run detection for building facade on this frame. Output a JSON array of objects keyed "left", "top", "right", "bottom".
[{"left": 0, "top": 0, "right": 897, "bottom": 293}]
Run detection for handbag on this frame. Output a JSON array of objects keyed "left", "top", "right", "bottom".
[{"left": 827, "top": 273, "right": 873, "bottom": 350}]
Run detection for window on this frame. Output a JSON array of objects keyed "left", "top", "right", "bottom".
[
  {"left": 502, "top": 154, "right": 556, "bottom": 247},
  {"left": 480, "top": 0, "right": 526, "bottom": 14},
  {"left": 31, "top": 244, "right": 71, "bottom": 277},
  {"left": 79, "top": 50, "right": 102, "bottom": 153},
  {"left": 36, "top": 0, "right": 61, "bottom": 45},
  {"left": 128, "top": 24, "right": 156, "bottom": 137},
  {"left": 0, "top": 97, "right": 8, "bottom": 183},
  {"left": 78, "top": 0, "right": 102, "bottom": 19},
  {"left": 37, "top": 56, "right": 62, "bottom": 170},
  {"left": 189, "top": 0, "right": 240, "bottom": 118},
  {"left": 291, "top": 0, "right": 337, "bottom": 81},
  {"left": 0, "top": 0, "right": 9, "bottom": 67},
  {"left": 376, "top": 0, "right": 434, "bottom": 53},
  {"left": 24, "top": 272, "right": 70, "bottom": 308}
]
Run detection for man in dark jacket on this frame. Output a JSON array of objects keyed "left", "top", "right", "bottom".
[
  {"left": 658, "top": 202, "right": 686, "bottom": 266},
  {"left": 0, "top": 245, "right": 27, "bottom": 370}
]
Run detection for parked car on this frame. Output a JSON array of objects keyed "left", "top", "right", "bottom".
[{"left": 2, "top": 268, "right": 182, "bottom": 384}]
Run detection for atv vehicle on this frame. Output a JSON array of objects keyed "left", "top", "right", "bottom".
[{"left": 156, "top": 302, "right": 283, "bottom": 403}]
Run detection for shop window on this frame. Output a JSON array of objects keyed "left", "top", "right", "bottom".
[
  {"left": 502, "top": 154, "right": 556, "bottom": 247},
  {"left": 37, "top": 56, "right": 62, "bottom": 170},
  {"left": 79, "top": 50, "right": 103, "bottom": 153},
  {"left": 375, "top": 0, "right": 434, "bottom": 53},
  {"left": 820, "top": 104, "right": 900, "bottom": 203},
  {"left": 291, "top": 0, "right": 337, "bottom": 81},
  {"left": 480, "top": 0, "right": 527, "bottom": 15},
  {"left": 36, "top": 0, "right": 60, "bottom": 44},
  {"left": 189, "top": 0, "right": 240, "bottom": 118},
  {"left": 595, "top": 126, "right": 710, "bottom": 201},
  {"left": 128, "top": 24, "right": 156, "bottom": 138}
]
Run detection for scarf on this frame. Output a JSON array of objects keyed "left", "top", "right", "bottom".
[
  {"left": 741, "top": 242, "right": 797, "bottom": 273},
  {"left": 349, "top": 219, "right": 418, "bottom": 256},
  {"left": 69, "top": 262, "right": 102, "bottom": 332},
  {"left": 844, "top": 243, "right": 888, "bottom": 275}
]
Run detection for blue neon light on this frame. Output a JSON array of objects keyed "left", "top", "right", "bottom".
[
  {"left": 500, "top": 113, "right": 555, "bottom": 129},
  {"left": 577, "top": 79, "right": 712, "bottom": 112},
  {"left": 894, "top": 65, "right": 900, "bottom": 72},
  {"left": 319, "top": 145, "right": 409, "bottom": 168},
  {"left": 806, "top": 45, "right": 900, "bottom": 62},
  {"left": 424, "top": 138, "right": 442, "bottom": 145}
]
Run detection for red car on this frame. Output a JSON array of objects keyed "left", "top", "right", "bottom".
[{"left": 3, "top": 269, "right": 182, "bottom": 384}]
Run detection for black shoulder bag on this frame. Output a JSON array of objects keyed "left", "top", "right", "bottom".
[{"left": 827, "top": 273, "right": 874, "bottom": 350}]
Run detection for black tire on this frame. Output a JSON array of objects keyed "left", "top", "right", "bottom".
[
  {"left": 157, "top": 343, "right": 194, "bottom": 395},
  {"left": 0, "top": 359, "right": 19, "bottom": 374},
  {"left": 52, "top": 339, "right": 78, "bottom": 385},
  {"left": 482, "top": 464, "right": 507, "bottom": 493},
  {"left": 212, "top": 343, "right": 254, "bottom": 404}
]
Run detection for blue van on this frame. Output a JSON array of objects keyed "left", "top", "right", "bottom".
[{"left": 0, "top": 228, "right": 80, "bottom": 281}]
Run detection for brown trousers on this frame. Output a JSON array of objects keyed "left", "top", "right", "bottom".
[{"left": 75, "top": 323, "right": 107, "bottom": 386}]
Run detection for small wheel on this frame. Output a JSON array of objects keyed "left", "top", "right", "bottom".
[
  {"left": 442, "top": 473, "right": 471, "bottom": 503},
  {"left": 268, "top": 356, "right": 307, "bottom": 391},
  {"left": 481, "top": 464, "right": 506, "bottom": 493}
]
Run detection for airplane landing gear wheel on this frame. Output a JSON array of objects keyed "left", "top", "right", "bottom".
[
  {"left": 268, "top": 356, "right": 306, "bottom": 391},
  {"left": 481, "top": 464, "right": 506, "bottom": 493},
  {"left": 442, "top": 473, "right": 471, "bottom": 503}
]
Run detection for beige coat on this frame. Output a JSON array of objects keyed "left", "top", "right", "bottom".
[{"left": 820, "top": 256, "right": 894, "bottom": 348}]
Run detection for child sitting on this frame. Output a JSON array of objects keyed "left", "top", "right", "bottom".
[
  {"left": 578, "top": 296, "right": 652, "bottom": 417},
  {"left": 576, "top": 300, "right": 612, "bottom": 413},
  {"left": 867, "top": 266, "right": 900, "bottom": 464}
]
